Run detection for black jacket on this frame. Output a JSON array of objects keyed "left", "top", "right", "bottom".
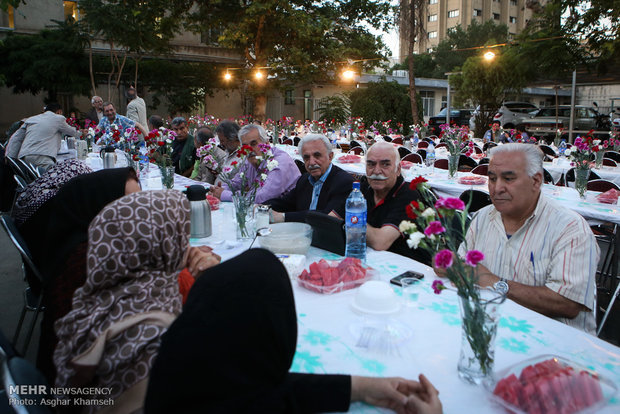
[{"left": 265, "top": 164, "right": 354, "bottom": 223}]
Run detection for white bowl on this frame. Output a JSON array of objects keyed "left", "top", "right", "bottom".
[
  {"left": 351, "top": 281, "right": 400, "bottom": 315},
  {"left": 258, "top": 222, "right": 313, "bottom": 255}
]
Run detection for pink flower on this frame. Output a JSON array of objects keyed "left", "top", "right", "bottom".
[
  {"left": 435, "top": 197, "right": 465, "bottom": 210},
  {"left": 434, "top": 249, "right": 454, "bottom": 269},
  {"left": 432, "top": 280, "right": 446, "bottom": 294},
  {"left": 465, "top": 250, "right": 484, "bottom": 266},
  {"left": 424, "top": 221, "right": 446, "bottom": 236}
]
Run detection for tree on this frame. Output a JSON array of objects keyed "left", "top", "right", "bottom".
[
  {"left": 0, "top": 0, "right": 22, "bottom": 12},
  {"left": 315, "top": 94, "right": 351, "bottom": 125},
  {"left": 349, "top": 79, "right": 422, "bottom": 134},
  {"left": 0, "top": 20, "right": 91, "bottom": 102},
  {"left": 77, "top": 0, "right": 191, "bottom": 100},
  {"left": 451, "top": 53, "right": 525, "bottom": 137},
  {"left": 391, "top": 53, "right": 439, "bottom": 78},
  {"left": 190, "top": 0, "right": 393, "bottom": 121},
  {"left": 400, "top": 0, "right": 425, "bottom": 125}
]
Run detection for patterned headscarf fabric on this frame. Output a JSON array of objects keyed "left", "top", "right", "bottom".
[
  {"left": 53, "top": 190, "right": 189, "bottom": 410},
  {"left": 12, "top": 159, "right": 93, "bottom": 225}
]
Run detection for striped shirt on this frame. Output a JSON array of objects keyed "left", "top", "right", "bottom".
[{"left": 464, "top": 194, "right": 599, "bottom": 334}]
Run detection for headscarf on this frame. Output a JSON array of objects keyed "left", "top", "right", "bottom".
[
  {"left": 53, "top": 190, "right": 189, "bottom": 410},
  {"left": 145, "top": 248, "right": 298, "bottom": 413},
  {"left": 19, "top": 167, "right": 135, "bottom": 286},
  {"left": 12, "top": 159, "right": 93, "bottom": 226}
]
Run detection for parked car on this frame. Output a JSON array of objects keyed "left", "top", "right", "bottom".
[
  {"left": 492, "top": 102, "right": 538, "bottom": 129},
  {"left": 518, "top": 105, "right": 610, "bottom": 140},
  {"left": 428, "top": 108, "right": 473, "bottom": 136}
]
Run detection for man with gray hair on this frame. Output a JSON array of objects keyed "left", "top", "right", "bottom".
[
  {"left": 213, "top": 120, "right": 242, "bottom": 186},
  {"left": 456, "top": 143, "right": 598, "bottom": 333},
  {"left": 170, "top": 116, "right": 196, "bottom": 177},
  {"left": 85, "top": 96, "right": 103, "bottom": 126},
  {"left": 209, "top": 124, "right": 300, "bottom": 204},
  {"left": 265, "top": 134, "right": 354, "bottom": 222}
]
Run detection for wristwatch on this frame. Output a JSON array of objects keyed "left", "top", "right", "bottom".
[{"left": 493, "top": 278, "right": 509, "bottom": 296}]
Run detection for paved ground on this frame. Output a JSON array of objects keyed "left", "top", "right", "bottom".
[{"left": 0, "top": 225, "right": 618, "bottom": 366}]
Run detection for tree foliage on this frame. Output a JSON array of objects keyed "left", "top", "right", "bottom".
[
  {"left": 315, "top": 94, "right": 351, "bottom": 125},
  {"left": 190, "top": 0, "right": 393, "bottom": 120},
  {"left": 0, "top": 20, "right": 90, "bottom": 101},
  {"left": 349, "top": 79, "right": 422, "bottom": 134}
]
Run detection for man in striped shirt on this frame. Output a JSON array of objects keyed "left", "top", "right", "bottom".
[{"left": 463, "top": 143, "right": 598, "bottom": 334}]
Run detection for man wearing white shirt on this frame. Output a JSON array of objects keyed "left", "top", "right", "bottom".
[
  {"left": 458, "top": 143, "right": 599, "bottom": 334},
  {"left": 126, "top": 86, "right": 148, "bottom": 127}
]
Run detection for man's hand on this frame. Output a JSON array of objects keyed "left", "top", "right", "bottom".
[
  {"left": 209, "top": 182, "right": 224, "bottom": 199},
  {"left": 474, "top": 263, "right": 499, "bottom": 288},
  {"left": 405, "top": 374, "right": 443, "bottom": 414},
  {"left": 186, "top": 246, "right": 221, "bottom": 278},
  {"left": 351, "top": 376, "right": 427, "bottom": 414},
  {"left": 270, "top": 210, "right": 285, "bottom": 223}
]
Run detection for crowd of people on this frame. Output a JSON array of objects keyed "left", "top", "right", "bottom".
[{"left": 0, "top": 92, "right": 603, "bottom": 412}]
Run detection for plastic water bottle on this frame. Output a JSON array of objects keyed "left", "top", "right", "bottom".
[
  {"left": 412, "top": 133, "right": 419, "bottom": 150},
  {"left": 558, "top": 139, "right": 567, "bottom": 158},
  {"left": 345, "top": 182, "right": 367, "bottom": 263},
  {"left": 426, "top": 142, "right": 436, "bottom": 168}
]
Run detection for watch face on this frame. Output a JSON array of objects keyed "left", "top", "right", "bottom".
[{"left": 494, "top": 280, "right": 509, "bottom": 295}]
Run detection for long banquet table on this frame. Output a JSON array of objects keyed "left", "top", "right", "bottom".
[{"left": 190, "top": 205, "right": 620, "bottom": 413}]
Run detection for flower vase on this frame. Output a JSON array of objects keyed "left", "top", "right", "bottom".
[
  {"left": 159, "top": 165, "right": 175, "bottom": 189},
  {"left": 448, "top": 155, "right": 459, "bottom": 178},
  {"left": 232, "top": 192, "right": 256, "bottom": 240},
  {"left": 574, "top": 168, "right": 589, "bottom": 199},
  {"left": 595, "top": 151, "right": 604, "bottom": 169},
  {"left": 124, "top": 153, "right": 140, "bottom": 180},
  {"left": 457, "top": 287, "right": 505, "bottom": 385}
]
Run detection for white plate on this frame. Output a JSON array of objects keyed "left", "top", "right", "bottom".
[{"left": 350, "top": 299, "right": 401, "bottom": 316}]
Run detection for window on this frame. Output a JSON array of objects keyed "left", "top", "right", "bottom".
[
  {"left": 304, "top": 90, "right": 312, "bottom": 120},
  {"left": 493, "top": 13, "right": 500, "bottom": 20},
  {"left": 63, "top": 1, "right": 79, "bottom": 21},
  {"left": 428, "top": 0, "right": 437, "bottom": 4},
  {"left": 420, "top": 91, "right": 435, "bottom": 117},
  {"left": 428, "top": 14, "right": 437, "bottom": 22},
  {"left": 473, "top": 9, "right": 482, "bottom": 17},
  {"left": 284, "top": 89, "right": 294, "bottom": 105},
  {"left": 448, "top": 10, "right": 459, "bottom": 18},
  {"left": 0, "top": 6, "right": 14, "bottom": 28},
  {"left": 510, "top": 0, "right": 518, "bottom": 5},
  {"left": 441, "top": 95, "right": 448, "bottom": 109},
  {"left": 201, "top": 25, "right": 223, "bottom": 45},
  {"left": 428, "top": 31, "right": 437, "bottom": 39},
  {"left": 509, "top": 16, "right": 517, "bottom": 23}
]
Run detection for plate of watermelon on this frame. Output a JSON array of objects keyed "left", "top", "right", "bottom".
[
  {"left": 337, "top": 154, "right": 363, "bottom": 164},
  {"left": 207, "top": 194, "right": 220, "bottom": 210},
  {"left": 487, "top": 355, "right": 617, "bottom": 414},
  {"left": 297, "top": 257, "right": 375, "bottom": 294}
]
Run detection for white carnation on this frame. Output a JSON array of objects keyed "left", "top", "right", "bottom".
[
  {"left": 564, "top": 148, "right": 572, "bottom": 156},
  {"left": 399, "top": 221, "right": 417, "bottom": 233},
  {"left": 261, "top": 173, "right": 268, "bottom": 181},
  {"left": 421, "top": 208, "right": 435, "bottom": 218},
  {"left": 406, "top": 232, "right": 425, "bottom": 249},
  {"left": 267, "top": 160, "right": 279, "bottom": 171}
]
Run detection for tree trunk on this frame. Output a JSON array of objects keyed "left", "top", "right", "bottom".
[
  {"left": 254, "top": 93, "right": 267, "bottom": 122},
  {"left": 88, "top": 39, "right": 96, "bottom": 96},
  {"left": 406, "top": 0, "right": 421, "bottom": 125},
  {"left": 134, "top": 56, "right": 139, "bottom": 89}
]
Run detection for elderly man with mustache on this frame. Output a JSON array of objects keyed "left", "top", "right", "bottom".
[
  {"left": 358, "top": 141, "right": 430, "bottom": 264},
  {"left": 266, "top": 134, "right": 354, "bottom": 222}
]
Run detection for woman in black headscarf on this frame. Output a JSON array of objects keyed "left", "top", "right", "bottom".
[
  {"left": 18, "top": 167, "right": 141, "bottom": 383},
  {"left": 145, "top": 248, "right": 440, "bottom": 414}
]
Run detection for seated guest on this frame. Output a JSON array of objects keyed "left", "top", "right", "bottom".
[
  {"left": 145, "top": 248, "right": 441, "bottom": 414},
  {"left": 266, "top": 134, "right": 353, "bottom": 222},
  {"left": 357, "top": 142, "right": 430, "bottom": 264},
  {"left": 210, "top": 124, "right": 300, "bottom": 204},
  {"left": 456, "top": 143, "right": 598, "bottom": 333},
  {"left": 213, "top": 120, "right": 242, "bottom": 186},
  {"left": 148, "top": 115, "right": 164, "bottom": 131},
  {"left": 18, "top": 167, "right": 141, "bottom": 383},
  {"left": 12, "top": 159, "right": 93, "bottom": 226},
  {"left": 54, "top": 190, "right": 220, "bottom": 412},
  {"left": 191, "top": 126, "right": 227, "bottom": 184},
  {"left": 170, "top": 116, "right": 196, "bottom": 177},
  {"left": 84, "top": 96, "right": 103, "bottom": 127},
  {"left": 483, "top": 120, "right": 509, "bottom": 144},
  {"left": 97, "top": 102, "right": 147, "bottom": 138}
]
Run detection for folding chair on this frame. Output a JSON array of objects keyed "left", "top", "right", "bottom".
[{"left": 398, "top": 146, "right": 412, "bottom": 159}]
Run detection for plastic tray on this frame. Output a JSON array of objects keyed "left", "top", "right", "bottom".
[
  {"left": 485, "top": 354, "right": 618, "bottom": 414},
  {"left": 297, "top": 258, "right": 376, "bottom": 294}
]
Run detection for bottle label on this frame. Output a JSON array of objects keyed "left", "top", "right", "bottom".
[{"left": 346, "top": 211, "right": 367, "bottom": 227}]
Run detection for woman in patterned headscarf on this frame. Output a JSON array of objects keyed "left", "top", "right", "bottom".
[
  {"left": 12, "top": 159, "right": 93, "bottom": 226},
  {"left": 54, "top": 190, "right": 216, "bottom": 413}
]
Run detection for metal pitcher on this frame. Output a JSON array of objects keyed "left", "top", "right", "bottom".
[
  {"left": 186, "top": 185, "right": 212, "bottom": 238},
  {"left": 101, "top": 146, "right": 116, "bottom": 169}
]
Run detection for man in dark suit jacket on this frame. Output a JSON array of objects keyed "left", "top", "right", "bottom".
[
  {"left": 266, "top": 134, "right": 354, "bottom": 223},
  {"left": 84, "top": 96, "right": 103, "bottom": 127}
]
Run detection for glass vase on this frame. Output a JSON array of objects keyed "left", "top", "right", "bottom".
[
  {"left": 232, "top": 192, "right": 256, "bottom": 240},
  {"left": 595, "top": 151, "right": 604, "bottom": 169},
  {"left": 159, "top": 165, "right": 175, "bottom": 189},
  {"left": 448, "top": 154, "right": 459, "bottom": 178},
  {"left": 574, "top": 168, "right": 590, "bottom": 199},
  {"left": 124, "top": 153, "right": 140, "bottom": 180},
  {"left": 457, "top": 287, "right": 505, "bottom": 385}
]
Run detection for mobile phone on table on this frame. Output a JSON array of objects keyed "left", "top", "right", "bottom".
[{"left": 390, "top": 271, "right": 425, "bottom": 287}]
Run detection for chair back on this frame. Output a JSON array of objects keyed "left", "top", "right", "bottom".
[
  {"left": 294, "top": 159, "right": 306, "bottom": 175},
  {"left": 542, "top": 168, "right": 555, "bottom": 184},
  {"left": 470, "top": 164, "right": 488, "bottom": 176},
  {"left": 13, "top": 175, "right": 27, "bottom": 190},
  {"left": 401, "top": 153, "right": 423, "bottom": 164},
  {"left": 416, "top": 149, "right": 427, "bottom": 160},
  {"left": 426, "top": 136, "right": 438, "bottom": 142},
  {"left": 0, "top": 215, "right": 44, "bottom": 289},
  {"left": 565, "top": 168, "right": 601, "bottom": 187},
  {"left": 483, "top": 142, "right": 497, "bottom": 152},
  {"left": 282, "top": 138, "right": 293, "bottom": 145},
  {"left": 382, "top": 135, "right": 392, "bottom": 142},
  {"left": 417, "top": 141, "right": 429, "bottom": 149},
  {"left": 348, "top": 147, "right": 364, "bottom": 155},
  {"left": 458, "top": 154, "right": 478, "bottom": 169},
  {"left": 293, "top": 137, "right": 301, "bottom": 146},
  {"left": 602, "top": 158, "right": 617, "bottom": 167},
  {"left": 586, "top": 179, "right": 620, "bottom": 192},
  {"left": 5, "top": 157, "right": 34, "bottom": 184},
  {"left": 478, "top": 157, "right": 490, "bottom": 165},
  {"left": 15, "top": 159, "right": 39, "bottom": 181},
  {"left": 392, "top": 137, "right": 403, "bottom": 145},
  {"left": 398, "top": 146, "right": 412, "bottom": 159},
  {"left": 459, "top": 190, "right": 492, "bottom": 213},
  {"left": 435, "top": 143, "right": 448, "bottom": 149},
  {"left": 434, "top": 159, "right": 449, "bottom": 170},
  {"left": 349, "top": 140, "right": 361, "bottom": 149},
  {"left": 538, "top": 144, "right": 557, "bottom": 158},
  {"left": 603, "top": 151, "right": 620, "bottom": 163}
]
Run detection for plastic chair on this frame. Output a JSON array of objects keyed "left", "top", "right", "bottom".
[
  {"left": 282, "top": 138, "right": 293, "bottom": 145},
  {"left": 542, "top": 168, "right": 555, "bottom": 184},
  {"left": 602, "top": 158, "right": 617, "bottom": 167},
  {"left": 0, "top": 215, "right": 46, "bottom": 355},
  {"left": 538, "top": 145, "right": 557, "bottom": 158},
  {"left": 382, "top": 135, "right": 392, "bottom": 142},
  {"left": 478, "top": 157, "right": 490, "bottom": 165},
  {"left": 293, "top": 137, "right": 301, "bottom": 146},
  {"left": 349, "top": 140, "right": 362, "bottom": 149},
  {"left": 458, "top": 155, "right": 478, "bottom": 172},
  {"left": 416, "top": 149, "right": 427, "bottom": 161},
  {"left": 603, "top": 151, "right": 620, "bottom": 163},
  {"left": 565, "top": 168, "right": 601, "bottom": 187},
  {"left": 13, "top": 175, "right": 27, "bottom": 190},
  {"left": 401, "top": 153, "right": 423, "bottom": 164},
  {"left": 434, "top": 159, "right": 449, "bottom": 170},
  {"left": 586, "top": 179, "right": 620, "bottom": 192},
  {"left": 470, "top": 164, "right": 488, "bottom": 176},
  {"left": 397, "top": 146, "right": 412, "bottom": 159},
  {"left": 425, "top": 136, "right": 438, "bottom": 142},
  {"left": 348, "top": 147, "right": 364, "bottom": 155},
  {"left": 417, "top": 141, "right": 429, "bottom": 149},
  {"left": 483, "top": 142, "right": 497, "bottom": 152},
  {"left": 392, "top": 137, "right": 403, "bottom": 145},
  {"left": 294, "top": 159, "right": 306, "bottom": 175},
  {"left": 435, "top": 143, "right": 448, "bottom": 149},
  {"left": 5, "top": 157, "right": 34, "bottom": 184},
  {"left": 459, "top": 190, "right": 492, "bottom": 213}
]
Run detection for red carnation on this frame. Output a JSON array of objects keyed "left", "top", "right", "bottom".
[
  {"left": 406, "top": 203, "right": 418, "bottom": 219},
  {"left": 409, "top": 176, "right": 428, "bottom": 190}
]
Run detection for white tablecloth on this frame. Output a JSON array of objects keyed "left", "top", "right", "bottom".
[
  {"left": 544, "top": 158, "right": 620, "bottom": 187},
  {"left": 190, "top": 206, "right": 620, "bottom": 413}
]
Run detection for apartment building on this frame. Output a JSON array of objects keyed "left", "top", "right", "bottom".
[{"left": 399, "top": 0, "right": 540, "bottom": 58}]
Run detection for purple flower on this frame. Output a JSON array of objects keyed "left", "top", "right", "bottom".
[
  {"left": 434, "top": 249, "right": 454, "bottom": 269},
  {"left": 435, "top": 197, "right": 465, "bottom": 211},
  {"left": 432, "top": 280, "right": 446, "bottom": 294},
  {"left": 465, "top": 250, "right": 484, "bottom": 266},
  {"left": 424, "top": 221, "right": 446, "bottom": 236}
]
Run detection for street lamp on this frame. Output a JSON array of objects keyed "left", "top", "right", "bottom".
[
  {"left": 483, "top": 51, "right": 496, "bottom": 62},
  {"left": 224, "top": 72, "right": 232, "bottom": 81},
  {"left": 255, "top": 70, "right": 263, "bottom": 80},
  {"left": 342, "top": 69, "right": 355, "bottom": 81}
]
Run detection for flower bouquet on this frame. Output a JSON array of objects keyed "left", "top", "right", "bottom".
[
  {"left": 144, "top": 127, "right": 177, "bottom": 189},
  {"left": 400, "top": 176, "right": 506, "bottom": 384},
  {"left": 565, "top": 133, "right": 596, "bottom": 199},
  {"left": 118, "top": 127, "right": 143, "bottom": 176},
  {"left": 438, "top": 124, "right": 473, "bottom": 177}
]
